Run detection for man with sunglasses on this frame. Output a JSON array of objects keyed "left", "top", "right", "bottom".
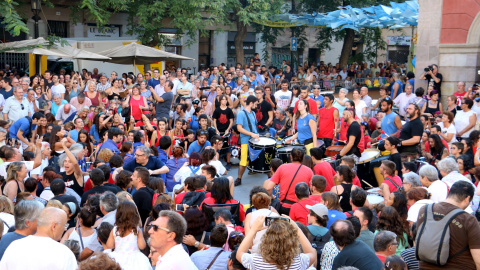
[
  {"left": 149, "top": 211, "right": 197, "bottom": 270},
  {"left": 3, "top": 86, "right": 30, "bottom": 122}
]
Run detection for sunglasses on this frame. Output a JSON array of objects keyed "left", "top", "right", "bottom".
[
  {"left": 20, "top": 104, "right": 24, "bottom": 110},
  {"left": 201, "top": 100, "right": 207, "bottom": 102},
  {"left": 199, "top": 130, "right": 208, "bottom": 135},
  {"left": 149, "top": 224, "right": 171, "bottom": 233}
]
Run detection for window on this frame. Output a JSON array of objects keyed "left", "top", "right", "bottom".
[{"left": 47, "top": 20, "right": 68, "bottom": 37}]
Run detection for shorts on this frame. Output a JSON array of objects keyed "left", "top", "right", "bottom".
[
  {"left": 240, "top": 144, "right": 249, "bottom": 167},
  {"left": 305, "top": 142, "right": 314, "bottom": 155}
]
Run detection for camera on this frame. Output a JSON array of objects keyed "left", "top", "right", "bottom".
[
  {"left": 424, "top": 65, "right": 433, "bottom": 72},
  {"left": 473, "top": 83, "right": 479, "bottom": 90}
]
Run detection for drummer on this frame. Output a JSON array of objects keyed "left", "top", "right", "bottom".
[
  {"left": 336, "top": 108, "right": 362, "bottom": 163},
  {"left": 285, "top": 99, "right": 317, "bottom": 154},
  {"left": 254, "top": 87, "right": 274, "bottom": 136},
  {"left": 378, "top": 98, "right": 402, "bottom": 151},
  {"left": 235, "top": 95, "right": 259, "bottom": 186}
]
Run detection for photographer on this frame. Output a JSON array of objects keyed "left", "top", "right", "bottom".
[{"left": 419, "top": 64, "right": 443, "bottom": 96}]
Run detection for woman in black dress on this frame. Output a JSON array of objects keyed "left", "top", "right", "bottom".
[{"left": 331, "top": 165, "right": 358, "bottom": 212}]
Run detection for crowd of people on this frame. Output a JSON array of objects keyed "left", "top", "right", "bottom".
[{"left": 0, "top": 60, "right": 478, "bottom": 270}]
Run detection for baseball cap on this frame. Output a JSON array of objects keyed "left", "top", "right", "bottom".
[{"left": 306, "top": 203, "right": 328, "bottom": 217}]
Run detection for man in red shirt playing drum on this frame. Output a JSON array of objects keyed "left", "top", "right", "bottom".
[{"left": 317, "top": 94, "right": 339, "bottom": 148}]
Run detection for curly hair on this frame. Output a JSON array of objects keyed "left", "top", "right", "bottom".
[
  {"left": 115, "top": 201, "right": 140, "bottom": 237},
  {"left": 97, "top": 148, "right": 114, "bottom": 163},
  {"left": 259, "top": 220, "right": 300, "bottom": 270},
  {"left": 78, "top": 252, "right": 121, "bottom": 270},
  {"left": 115, "top": 170, "right": 132, "bottom": 190},
  {"left": 376, "top": 206, "right": 408, "bottom": 246},
  {"left": 184, "top": 207, "right": 209, "bottom": 236},
  {"left": 390, "top": 191, "right": 408, "bottom": 225}
]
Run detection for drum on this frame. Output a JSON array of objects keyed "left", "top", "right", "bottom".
[
  {"left": 358, "top": 149, "right": 381, "bottom": 164},
  {"left": 325, "top": 145, "right": 344, "bottom": 157},
  {"left": 277, "top": 145, "right": 306, "bottom": 164},
  {"left": 316, "top": 139, "right": 326, "bottom": 156},
  {"left": 357, "top": 154, "right": 390, "bottom": 188},
  {"left": 367, "top": 194, "right": 384, "bottom": 205},
  {"left": 230, "top": 146, "right": 241, "bottom": 165},
  {"left": 247, "top": 137, "right": 277, "bottom": 173},
  {"left": 280, "top": 135, "right": 298, "bottom": 146}
]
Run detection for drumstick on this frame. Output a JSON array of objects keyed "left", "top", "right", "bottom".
[
  {"left": 361, "top": 180, "right": 374, "bottom": 188},
  {"left": 381, "top": 130, "right": 390, "bottom": 138}
]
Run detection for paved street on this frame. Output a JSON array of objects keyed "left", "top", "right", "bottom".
[{"left": 224, "top": 164, "right": 270, "bottom": 206}]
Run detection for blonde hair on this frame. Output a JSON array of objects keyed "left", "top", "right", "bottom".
[
  {"left": 259, "top": 220, "right": 300, "bottom": 269},
  {"left": 0, "top": 196, "right": 14, "bottom": 214},
  {"left": 46, "top": 199, "right": 63, "bottom": 209},
  {"left": 154, "top": 193, "right": 174, "bottom": 209},
  {"left": 6, "top": 162, "right": 25, "bottom": 182},
  {"left": 97, "top": 148, "right": 114, "bottom": 163}
]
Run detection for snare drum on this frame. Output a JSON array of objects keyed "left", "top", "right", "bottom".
[
  {"left": 325, "top": 145, "right": 345, "bottom": 157},
  {"left": 358, "top": 149, "right": 381, "bottom": 164},
  {"left": 317, "top": 139, "right": 326, "bottom": 156},
  {"left": 277, "top": 145, "right": 306, "bottom": 163},
  {"left": 367, "top": 193, "right": 384, "bottom": 205},
  {"left": 248, "top": 137, "right": 277, "bottom": 173}
]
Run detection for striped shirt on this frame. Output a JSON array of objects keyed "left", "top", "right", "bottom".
[
  {"left": 400, "top": 247, "right": 419, "bottom": 270},
  {"left": 241, "top": 253, "right": 310, "bottom": 270}
]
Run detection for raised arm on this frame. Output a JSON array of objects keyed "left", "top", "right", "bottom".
[{"left": 61, "top": 138, "right": 84, "bottom": 186}]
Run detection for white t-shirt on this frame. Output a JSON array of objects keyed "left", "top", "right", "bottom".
[
  {"left": 355, "top": 100, "right": 367, "bottom": 118},
  {"left": 454, "top": 110, "right": 477, "bottom": 138},
  {"left": 0, "top": 235, "right": 77, "bottom": 270},
  {"left": 274, "top": 90, "right": 292, "bottom": 110},
  {"left": 427, "top": 180, "right": 449, "bottom": 203},
  {"left": 51, "top": 84, "right": 66, "bottom": 96},
  {"left": 407, "top": 199, "right": 434, "bottom": 222},
  {"left": 437, "top": 122, "right": 457, "bottom": 144},
  {"left": 0, "top": 161, "right": 35, "bottom": 179}
]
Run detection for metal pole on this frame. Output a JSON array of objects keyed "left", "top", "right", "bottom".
[
  {"left": 290, "top": 0, "right": 297, "bottom": 70},
  {"left": 33, "top": 11, "right": 40, "bottom": 75}
]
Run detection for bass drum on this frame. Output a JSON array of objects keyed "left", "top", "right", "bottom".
[
  {"left": 277, "top": 145, "right": 306, "bottom": 164},
  {"left": 248, "top": 137, "right": 277, "bottom": 173},
  {"left": 230, "top": 146, "right": 241, "bottom": 165}
]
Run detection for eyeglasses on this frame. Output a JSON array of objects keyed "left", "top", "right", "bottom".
[
  {"left": 73, "top": 82, "right": 78, "bottom": 84},
  {"left": 149, "top": 224, "right": 171, "bottom": 233},
  {"left": 201, "top": 99, "right": 207, "bottom": 102},
  {"left": 390, "top": 241, "right": 398, "bottom": 246},
  {"left": 57, "top": 222, "right": 69, "bottom": 231},
  {"left": 198, "top": 130, "right": 208, "bottom": 135}
]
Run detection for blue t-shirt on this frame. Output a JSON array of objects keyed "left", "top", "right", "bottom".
[
  {"left": 0, "top": 232, "right": 25, "bottom": 260},
  {"left": 70, "top": 129, "right": 79, "bottom": 142},
  {"left": 187, "top": 141, "right": 211, "bottom": 155},
  {"left": 9, "top": 117, "right": 36, "bottom": 139},
  {"left": 98, "top": 139, "right": 120, "bottom": 154},
  {"left": 236, "top": 109, "right": 258, "bottom": 145},
  {"left": 380, "top": 111, "right": 399, "bottom": 139},
  {"left": 391, "top": 80, "right": 404, "bottom": 98},
  {"left": 51, "top": 100, "right": 68, "bottom": 116},
  {"left": 297, "top": 114, "right": 315, "bottom": 144},
  {"left": 326, "top": 210, "right": 347, "bottom": 228},
  {"left": 190, "top": 115, "right": 200, "bottom": 134},
  {"left": 123, "top": 156, "right": 166, "bottom": 177},
  {"left": 147, "top": 78, "right": 160, "bottom": 89},
  {"left": 310, "top": 94, "right": 324, "bottom": 108},
  {"left": 89, "top": 124, "right": 100, "bottom": 144},
  {"left": 0, "top": 88, "right": 13, "bottom": 100}
]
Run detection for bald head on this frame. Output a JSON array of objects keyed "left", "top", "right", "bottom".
[
  {"left": 37, "top": 207, "right": 67, "bottom": 227},
  {"left": 64, "top": 104, "right": 71, "bottom": 114}
]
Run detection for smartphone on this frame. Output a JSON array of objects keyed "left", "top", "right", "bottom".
[
  {"left": 429, "top": 117, "right": 435, "bottom": 123},
  {"left": 265, "top": 216, "right": 289, "bottom": 226},
  {"left": 176, "top": 204, "right": 185, "bottom": 211}
]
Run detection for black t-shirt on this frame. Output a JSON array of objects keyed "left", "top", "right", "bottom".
[
  {"left": 133, "top": 186, "right": 154, "bottom": 224},
  {"left": 425, "top": 73, "right": 443, "bottom": 95},
  {"left": 255, "top": 100, "right": 273, "bottom": 128},
  {"left": 272, "top": 117, "right": 287, "bottom": 138},
  {"left": 332, "top": 240, "right": 383, "bottom": 269},
  {"left": 80, "top": 185, "right": 121, "bottom": 206},
  {"left": 389, "top": 152, "right": 403, "bottom": 179},
  {"left": 346, "top": 121, "right": 361, "bottom": 157},
  {"left": 399, "top": 117, "right": 423, "bottom": 154},
  {"left": 60, "top": 172, "right": 84, "bottom": 196},
  {"left": 212, "top": 107, "right": 234, "bottom": 133}
]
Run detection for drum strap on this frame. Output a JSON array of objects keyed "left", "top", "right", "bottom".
[
  {"left": 243, "top": 110, "right": 255, "bottom": 133},
  {"left": 385, "top": 177, "right": 400, "bottom": 190},
  {"left": 282, "top": 164, "right": 303, "bottom": 203}
]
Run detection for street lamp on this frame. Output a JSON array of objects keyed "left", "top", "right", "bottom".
[{"left": 31, "top": 0, "right": 42, "bottom": 74}]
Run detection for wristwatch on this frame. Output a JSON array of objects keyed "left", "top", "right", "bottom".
[{"left": 194, "top": 241, "right": 200, "bottom": 248}]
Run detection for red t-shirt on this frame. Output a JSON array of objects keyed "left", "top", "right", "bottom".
[
  {"left": 289, "top": 198, "right": 319, "bottom": 226},
  {"left": 383, "top": 175, "right": 403, "bottom": 192},
  {"left": 352, "top": 176, "right": 362, "bottom": 188},
  {"left": 201, "top": 197, "right": 245, "bottom": 221},
  {"left": 344, "top": 207, "right": 358, "bottom": 217},
  {"left": 368, "top": 117, "right": 378, "bottom": 132},
  {"left": 270, "top": 163, "right": 314, "bottom": 208},
  {"left": 317, "top": 106, "right": 337, "bottom": 139},
  {"left": 294, "top": 98, "right": 318, "bottom": 115},
  {"left": 309, "top": 194, "right": 322, "bottom": 201},
  {"left": 453, "top": 91, "right": 467, "bottom": 105},
  {"left": 313, "top": 162, "right": 336, "bottom": 192}
]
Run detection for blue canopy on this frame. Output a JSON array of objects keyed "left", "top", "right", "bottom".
[{"left": 260, "top": 0, "right": 418, "bottom": 30}]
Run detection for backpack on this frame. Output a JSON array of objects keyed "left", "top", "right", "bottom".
[
  {"left": 415, "top": 203, "right": 468, "bottom": 266},
  {"left": 311, "top": 232, "right": 331, "bottom": 270}
]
